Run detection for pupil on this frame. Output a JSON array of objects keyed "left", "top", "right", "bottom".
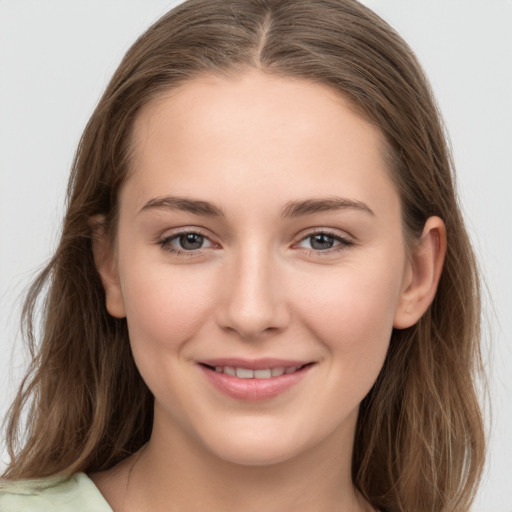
[
  {"left": 179, "top": 233, "right": 203, "bottom": 250},
  {"left": 311, "top": 234, "right": 334, "bottom": 250}
]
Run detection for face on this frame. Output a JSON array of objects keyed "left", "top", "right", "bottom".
[{"left": 101, "top": 70, "right": 414, "bottom": 466}]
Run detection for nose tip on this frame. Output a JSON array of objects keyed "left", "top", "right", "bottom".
[
  {"left": 221, "top": 292, "right": 282, "bottom": 340},
  {"left": 215, "top": 254, "right": 289, "bottom": 340}
]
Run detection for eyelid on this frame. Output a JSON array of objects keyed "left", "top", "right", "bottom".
[
  {"left": 292, "top": 228, "right": 355, "bottom": 253},
  {"left": 154, "top": 225, "right": 215, "bottom": 242},
  {"left": 296, "top": 227, "right": 354, "bottom": 243},
  {"left": 156, "top": 227, "right": 220, "bottom": 256},
  {"left": 154, "top": 226, "right": 355, "bottom": 257}
]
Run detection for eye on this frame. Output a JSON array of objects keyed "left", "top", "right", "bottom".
[
  {"left": 175, "top": 233, "right": 208, "bottom": 250},
  {"left": 296, "top": 231, "right": 353, "bottom": 252},
  {"left": 159, "top": 231, "right": 216, "bottom": 254}
]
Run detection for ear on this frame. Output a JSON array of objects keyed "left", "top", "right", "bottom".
[
  {"left": 90, "top": 215, "right": 126, "bottom": 319},
  {"left": 393, "top": 216, "right": 447, "bottom": 329}
]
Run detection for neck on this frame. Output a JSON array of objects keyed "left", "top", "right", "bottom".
[{"left": 118, "top": 411, "right": 369, "bottom": 512}]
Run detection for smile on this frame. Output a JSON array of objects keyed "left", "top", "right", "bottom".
[
  {"left": 198, "top": 360, "right": 315, "bottom": 401},
  {"left": 208, "top": 365, "right": 306, "bottom": 379}
]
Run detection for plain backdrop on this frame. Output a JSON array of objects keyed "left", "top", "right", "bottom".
[{"left": 0, "top": 1, "right": 511, "bottom": 510}]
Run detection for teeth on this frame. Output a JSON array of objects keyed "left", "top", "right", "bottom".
[
  {"left": 271, "top": 367, "right": 285, "bottom": 377},
  {"left": 236, "top": 368, "right": 254, "bottom": 379},
  {"left": 254, "top": 369, "right": 272, "bottom": 379},
  {"left": 212, "top": 365, "right": 300, "bottom": 378}
]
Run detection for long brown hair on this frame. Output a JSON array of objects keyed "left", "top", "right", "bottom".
[{"left": 2, "top": 1, "right": 485, "bottom": 510}]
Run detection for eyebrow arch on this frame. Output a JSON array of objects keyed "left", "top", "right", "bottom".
[
  {"left": 281, "top": 197, "right": 375, "bottom": 218},
  {"left": 138, "top": 195, "right": 374, "bottom": 218},
  {"left": 138, "top": 196, "right": 225, "bottom": 217}
]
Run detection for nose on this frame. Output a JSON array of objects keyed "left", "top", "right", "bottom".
[{"left": 215, "top": 244, "right": 290, "bottom": 341}]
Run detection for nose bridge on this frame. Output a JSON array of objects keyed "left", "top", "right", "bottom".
[{"left": 217, "top": 239, "right": 288, "bottom": 339}]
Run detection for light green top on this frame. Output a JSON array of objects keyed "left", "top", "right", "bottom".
[
  {"left": 0, "top": 473, "right": 112, "bottom": 511},
  {"left": 0, "top": 473, "right": 386, "bottom": 511}
]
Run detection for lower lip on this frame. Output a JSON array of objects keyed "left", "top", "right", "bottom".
[{"left": 200, "top": 364, "right": 313, "bottom": 401}]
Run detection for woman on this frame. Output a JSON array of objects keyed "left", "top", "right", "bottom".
[{"left": 0, "top": 1, "right": 485, "bottom": 511}]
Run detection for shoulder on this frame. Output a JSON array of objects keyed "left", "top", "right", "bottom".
[{"left": 0, "top": 473, "right": 112, "bottom": 512}]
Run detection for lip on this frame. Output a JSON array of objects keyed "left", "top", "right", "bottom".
[
  {"left": 198, "top": 358, "right": 315, "bottom": 401},
  {"left": 199, "top": 357, "right": 309, "bottom": 370}
]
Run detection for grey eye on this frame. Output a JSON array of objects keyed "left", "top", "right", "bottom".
[
  {"left": 159, "top": 230, "right": 215, "bottom": 254},
  {"left": 296, "top": 232, "right": 352, "bottom": 253},
  {"left": 308, "top": 233, "right": 336, "bottom": 250},
  {"left": 178, "top": 233, "right": 205, "bottom": 250}
]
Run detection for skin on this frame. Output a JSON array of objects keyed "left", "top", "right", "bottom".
[{"left": 91, "top": 70, "right": 446, "bottom": 512}]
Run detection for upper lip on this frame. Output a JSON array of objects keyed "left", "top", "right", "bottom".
[{"left": 198, "top": 358, "right": 312, "bottom": 370}]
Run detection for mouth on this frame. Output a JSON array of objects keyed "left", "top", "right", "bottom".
[
  {"left": 198, "top": 359, "right": 315, "bottom": 401},
  {"left": 200, "top": 362, "right": 313, "bottom": 379}
]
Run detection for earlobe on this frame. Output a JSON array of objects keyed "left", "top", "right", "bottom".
[
  {"left": 90, "top": 215, "right": 126, "bottom": 319},
  {"left": 393, "top": 216, "right": 447, "bottom": 329}
]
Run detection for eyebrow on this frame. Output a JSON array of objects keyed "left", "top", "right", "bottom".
[
  {"left": 280, "top": 197, "right": 375, "bottom": 218},
  {"left": 138, "top": 195, "right": 374, "bottom": 218},
  {"left": 138, "top": 196, "right": 225, "bottom": 217}
]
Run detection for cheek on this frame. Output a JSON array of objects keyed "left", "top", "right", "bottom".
[
  {"left": 293, "top": 260, "right": 403, "bottom": 369},
  {"left": 118, "top": 263, "right": 218, "bottom": 416},
  {"left": 119, "top": 262, "right": 214, "bottom": 353}
]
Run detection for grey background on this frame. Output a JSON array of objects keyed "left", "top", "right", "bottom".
[{"left": 0, "top": 1, "right": 510, "bottom": 510}]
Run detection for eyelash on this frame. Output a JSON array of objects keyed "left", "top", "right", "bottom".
[
  {"left": 157, "top": 229, "right": 354, "bottom": 257},
  {"left": 157, "top": 229, "right": 214, "bottom": 257},
  {"left": 296, "top": 229, "right": 354, "bottom": 256}
]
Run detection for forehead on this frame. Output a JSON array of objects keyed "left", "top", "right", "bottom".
[{"left": 125, "top": 70, "right": 398, "bottom": 217}]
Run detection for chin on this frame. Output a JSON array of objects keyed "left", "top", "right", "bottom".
[
  {"left": 207, "top": 437, "right": 306, "bottom": 467},
  {"left": 194, "top": 417, "right": 327, "bottom": 468}
]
